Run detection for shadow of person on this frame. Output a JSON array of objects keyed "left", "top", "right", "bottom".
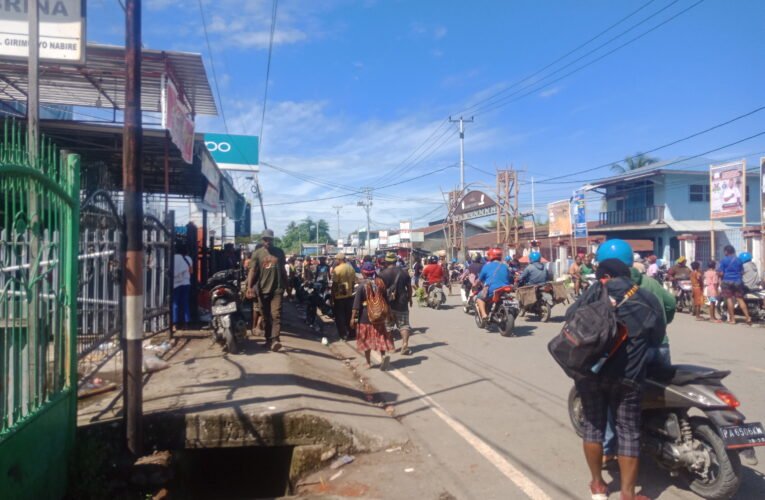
[{"left": 391, "top": 356, "right": 428, "bottom": 369}]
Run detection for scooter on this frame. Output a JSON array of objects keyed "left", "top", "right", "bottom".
[
  {"left": 673, "top": 280, "right": 693, "bottom": 313},
  {"left": 718, "top": 288, "right": 765, "bottom": 323},
  {"left": 425, "top": 281, "right": 447, "bottom": 309},
  {"left": 568, "top": 364, "right": 764, "bottom": 500},
  {"left": 475, "top": 285, "right": 520, "bottom": 337},
  {"left": 302, "top": 280, "right": 334, "bottom": 332},
  {"left": 206, "top": 268, "right": 248, "bottom": 354},
  {"left": 517, "top": 283, "right": 554, "bottom": 322}
]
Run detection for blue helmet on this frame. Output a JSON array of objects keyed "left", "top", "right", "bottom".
[
  {"left": 739, "top": 252, "right": 753, "bottom": 263},
  {"left": 596, "top": 238, "right": 633, "bottom": 266},
  {"left": 529, "top": 251, "right": 541, "bottom": 263}
]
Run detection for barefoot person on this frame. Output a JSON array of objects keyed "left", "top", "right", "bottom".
[{"left": 351, "top": 265, "right": 394, "bottom": 370}]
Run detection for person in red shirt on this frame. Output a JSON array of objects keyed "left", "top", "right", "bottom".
[{"left": 421, "top": 255, "right": 444, "bottom": 286}]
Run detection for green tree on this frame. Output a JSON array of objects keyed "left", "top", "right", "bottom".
[
  {"left": 610, "top": 153, "right": 659, "bottom": 174},
  {"left": 280, "top": 218, "right": 335, "bottom": 254}
]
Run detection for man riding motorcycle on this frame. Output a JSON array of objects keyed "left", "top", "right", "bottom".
[
  {"left": 667, "top": 256, "right": 691, "bottom": 282},
  {"left": 517, "top": 251, "right": 549, "bottom": 286},
  {"left": 421, "top": 255, "right": 444, "bottom": 287},
  {"left": 475, "top": 248, "right": 513, "bottom": 324}
]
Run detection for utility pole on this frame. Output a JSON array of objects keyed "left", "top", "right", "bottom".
[
  {"left": 123, "top": 0, "right": 144, "bottom": 456},
  {"left": 450, "top": 116, "right": 473, "bottom": 259},
  {"left": 316, "top": 220, "right": 320, "bottom": 254},
  {"left": 332, "top": 205, "right": 342, "bottom": 244},
  {"left": 27, "top": 0, "right": 40, "bottom": 414},
  {"left": 357, "top": 187, "right": 373, "bottom": 256},
  {"left": 254, "top": 176, "right": 268, "bottom": 230},
  {"left": 531, "top": 176, "right": 537, "bottom": 242}
]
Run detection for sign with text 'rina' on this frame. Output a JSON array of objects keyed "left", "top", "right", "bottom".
[
  {"left": 0, "top": 0, "right": 86, "bottom": 62},
  {"left": 204, "top": 133, "right": 259, "bottom": 172}
]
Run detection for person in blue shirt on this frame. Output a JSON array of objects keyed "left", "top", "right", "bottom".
[
  {"left": 718, "top": 245, "right": 752, "bottom": 325},
  {"left": 475, "top": 247, "right": 512, "bottom": 324},
  {"left": 518, "top": 251, "right": 549, "bottom": 286}
]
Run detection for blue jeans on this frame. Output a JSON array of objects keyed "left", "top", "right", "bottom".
[
  {"left": 603, "top": 345, "right": 671, "bottom": 455},
  {"left": 173, "top": 284, "right": 191, "bottom": 325}
]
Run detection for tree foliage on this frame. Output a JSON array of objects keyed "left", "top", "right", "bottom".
[
  {"left": 280, "top": 218, "right": 335, "bottom": 254},
  {"left": 610, "top": 153, "right": 659, "bottom": 174}
]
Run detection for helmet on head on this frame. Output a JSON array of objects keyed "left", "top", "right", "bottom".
[
  {"left": 487, "top": 248, "right": 503, "bottom": 261},
  {"left": 385, "top": 251, "right": 397, "bottom": 263},
  {"left": 428, "top": 255, "right": 438, "bottom": 264},
  {"left": 633, "top": 252, "right": 643, "bottom": 263},
  {"left": 739, "top": 252, "right": 753, "bottom": 263},
  {"left": 505, "top": 255, "right": 512, "bottom": 262},
  {"left": 451, "top": 258, "right": 458, "bottom": 263},
  {"left": 529, "top": 251, "right": 541, "bottom": 263},
  {"left": 676, "top": 256, "right": 687, "bottom": 265},
  {"left": 595, "top": 239, "right": 633, "bottom": 266}
]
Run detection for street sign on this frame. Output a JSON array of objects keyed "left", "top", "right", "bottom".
[
  {"left": 0, "top": 0, "right": 86, "bottom": 62},
  {"left": 454, "top": 190, "right": 497, "bottom": 215},
  {"left": 574, "top": 193, "right": 587, "bottom": 238},
  {"left": 204, "top": 133, "right": 260, "bottom": 172},
  {"left": 453, "top": 205, "right": 498, "bottom": 222}
]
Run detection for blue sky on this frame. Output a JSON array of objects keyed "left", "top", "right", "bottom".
[{"left": 87, "top": 0, "right": 765, "bottom": 236}]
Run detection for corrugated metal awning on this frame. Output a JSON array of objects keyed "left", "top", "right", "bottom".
[
  {"left": 665, "top": 220, "right": 735, "bottom": 232},
  {"left": 0, "top": 44, "right": 217, "bottom": 115}
]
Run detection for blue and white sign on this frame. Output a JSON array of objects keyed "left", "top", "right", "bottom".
[
  {"left": 574, "top": 192, "right": 587, "bottom": 239},
  {"left": 204, "top": 133, "right": 259, "bottom": 172}
]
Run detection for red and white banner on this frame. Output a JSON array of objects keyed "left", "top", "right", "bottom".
[{"left": 162, "top": 75, "right": 195, "bottom": 164}]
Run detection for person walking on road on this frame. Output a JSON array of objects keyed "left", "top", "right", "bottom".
[
  {"left": 718, "top": 245, "right": 752, "bottom": 325},
  {"left": 331, "top": 252, "right": 357, "bottom": 341},
  {"left": 379, "top": 252, "right": 414, "bottom": 355},
  {"left": 172, "top": 243, "right": 193, "bottom": 331},
  {"left": 412, "top": 257, "right": 423, "bottom": 288},
  {"left": 704, "top": 261, "right": 721, "bottom": 323},
  {"left": 352, "top": 264, "right": 394, "bottom": 370},
  {"left": 246, "top": 229, "right": 287, "bottom": 352},
  {"left": 567, "top": 239, "right": 666, "bottom": 500},
  {"left": 690, "top": 261, "right": 704, "bottom": 320},
  {"left": 569, "top": 254, "right": 583, "bottom": 296}
]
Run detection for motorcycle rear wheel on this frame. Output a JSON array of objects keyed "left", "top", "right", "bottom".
[
  {"left": 500, "top": 311, "right": 515, "bottom": 337},
  {"left": 684, "top": 417, "right": 742, "bottom": 500},
  {"left": 223, "top": 328, "right": 238, "bottom": 354}
]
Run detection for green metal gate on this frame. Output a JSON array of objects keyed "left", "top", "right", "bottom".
[{"left": 0, "top": 120, "right": 80, "bottom": 499}]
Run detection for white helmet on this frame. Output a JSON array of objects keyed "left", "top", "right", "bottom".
[{"left": 633, "top": 252, "right": 642, "bottom": 262}]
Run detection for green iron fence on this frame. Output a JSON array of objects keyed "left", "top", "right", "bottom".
[{"left": 0, "top": 119, "right": 80, "bottom": 499}]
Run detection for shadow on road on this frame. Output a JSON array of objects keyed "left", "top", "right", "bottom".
[
  {"left": 409, "top": 341, "right": 448, "bottom": 354},
  {"left": 391, "top": 355, "right": 428, "bottom": 369}
]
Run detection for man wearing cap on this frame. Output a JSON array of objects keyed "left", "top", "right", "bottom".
[
  {"left": 379, "top": 252, "right": 414, "bottom": 355},
  {"left": 246, "top": 229, "right": 288, "bottom": 352},
  {"left": 331, "top": 253, "right": 357, "bottom": 341},
  {"left": 667, "top": 256, "right": 691, "bottom": 282}
]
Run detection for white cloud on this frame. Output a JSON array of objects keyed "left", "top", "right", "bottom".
[
  {"left": 539, "top": 86, "right": 562, "bottom": 98},
  {"left": 433, "top": 26, "right": 448, "bottom": 40}
]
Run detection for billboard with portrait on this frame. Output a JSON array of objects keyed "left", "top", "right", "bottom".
[
  {"left": 710, "top": 161, "right": 745, "bottom": 219},
  {"left": 548, "top": 199, "right": 572, "bottom": 237}
]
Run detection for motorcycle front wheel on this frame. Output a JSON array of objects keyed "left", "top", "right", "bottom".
[
  {"left": 567, "top": 386, "right": 585, "bottom": 438},
  {"left": 684, "top": 417, "right": 742, "bottom": 500},
  {"left": 540, "top": 302, "right": 552, "bottom": 322}
]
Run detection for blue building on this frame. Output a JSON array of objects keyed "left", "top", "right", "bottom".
[{"left": 585, "top": 159, "right": 760, "bottom": 262}]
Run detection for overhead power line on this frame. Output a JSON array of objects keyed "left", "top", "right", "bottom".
[
  {"left": 259, "top": 0, "right": 279, "bottom": 149},
  {"left": 197, "top": 0, "right": 228, "bottom": 133},
  {"left": 535, "top": 105, "right": 765, "bottom": 184}
]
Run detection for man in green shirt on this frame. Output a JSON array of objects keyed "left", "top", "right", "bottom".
[{"left": 246, "top": 229, "right": 287, "bottom": 352}]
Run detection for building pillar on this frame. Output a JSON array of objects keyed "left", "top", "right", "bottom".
[
  {"left": 678, "top": 234, "right": 697, "bottom": 262},
  {"left": 589, "top": 237, "right": 603, "bottom": 256},
  {"left": 743, "top": 228, "right": 762, "bottom": 270},
  {"left": 557, "top": 241, "right": 569, "bottom": 279}
]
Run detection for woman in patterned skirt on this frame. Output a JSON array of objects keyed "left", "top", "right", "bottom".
[{"left": 351, "top": 267, "right": 394, "bottom": 370}]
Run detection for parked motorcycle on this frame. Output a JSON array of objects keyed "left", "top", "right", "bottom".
[
  {"left": 673, "top": 280, "right": 693, "bottom": 313},
  {"left": 206, "top": 268, "right": 248, "bottom": 354},
  {"left": 517, "top": 283, "right": 553, "bottom": 322},
  {"left": 475, "top": 285, "right": 520, "bottom": 337},
  {"left": 302, "top": 280, "right": 334, "bottom": 332},
  {"left": 425, "top": 282, "right": 447, "bottom": 309},
  {"left": 718, "top": 288, "right": 765, "bottom": 322},
  {"left": 569, "top": 364, "right": 764, "bottom": 499}
]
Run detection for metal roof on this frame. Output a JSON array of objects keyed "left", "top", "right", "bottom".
[{"left": 0, "top": 44, "right": 218, "bottom": 115}]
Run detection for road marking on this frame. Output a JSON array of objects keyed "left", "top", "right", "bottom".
[
  {"left": 749, "top": 366, "right": 765, "bottom": 374},
  {"left": 373, "top": 353, "right": 551, "bottom": 500}
]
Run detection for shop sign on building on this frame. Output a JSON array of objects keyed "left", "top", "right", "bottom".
[
  {"left": 200, "top": 153, "right": 219, "bottom": 209},
  {"left": 162, "top": 75, "right": 195, "bottom": 164},
  {"left": 573, "top": 192, "right": 587, "bottom": 238},
  {"left": 0, "top": 0, "right": 86, "bottom": 62},
  {"left": 204, "top": 133, "right": 259, "bottom": 172},
  {"left": 379, "top": 230, "right": 389, "bottom": 246},
  {"left": 454, "top": 190, "right": 498, "bottom": 222},
  {"left": 548, "top": 199, "right": 572, "bottom": 237},
  {"left": 710, "top": 160, "right": 745, "bottom": 219},
  {"left": 399, "top": 221, "right": 411, "bottom": 241}
]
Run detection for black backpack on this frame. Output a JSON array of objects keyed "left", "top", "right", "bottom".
[{"left": 547, "top": 282, "right": 638, "bottom": 380}]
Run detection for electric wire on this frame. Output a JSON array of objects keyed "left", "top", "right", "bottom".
[{"left": 259, "top": 0, "right": 279, "bottom": 148}]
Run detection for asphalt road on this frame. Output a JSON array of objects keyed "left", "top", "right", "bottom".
[{"left": 362, "top": 292, "right": 765, "bottom": 500}]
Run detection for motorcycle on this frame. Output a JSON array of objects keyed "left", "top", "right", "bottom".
[
  {"left": 450, "top": 266, "right": 464, "bottom": 284},
  {"left": 517, "top": 283, "right": 554, "bottom": 322},
  {"left": 475, "top": 285, "right": 520, "bottom": 337},
  {"left": 718, "top": 288, "right": 765, "bottom": 323},
  {"left": 463, "top": 285, "right": 479, "bottom": 315},
  {"left": 206, "top": 268, "right": 248, "bottom": 354},
  {"left": 302, "top": 280, "right": 334, "bottom": 332},
  {"left": 673, "top": 280, "right": 693, "bottom": 313},
  {"left": 425, "top": 282, "right": 447, "bottom": 309},
  {"left": 569, "top": 364, "right": 764, "bottom": 499}
]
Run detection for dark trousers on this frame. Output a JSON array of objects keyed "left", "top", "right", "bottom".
[
  {"left": 172, "top": 285, "right": 190, "bottom": 325},
  {"left": 260, "top": 292, "right": 282, "bottom": 342},
  {"left": 333, "top": 297, "right": 354, "bottom": 339}
]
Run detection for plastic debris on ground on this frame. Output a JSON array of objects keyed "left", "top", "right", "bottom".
[
  {"left": 330, "top": 455, "right": 354, "bottom": 470},
  {"left": 78, "top": 377, "right": 118, "bottom": 399},
  {"left": 143, "top": 354, "right": 170, "bottom": 373},
  {"left": 329, "top": 470, "right": 343, "bottom": 481}
]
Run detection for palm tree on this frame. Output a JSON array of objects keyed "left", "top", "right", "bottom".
[{"left": 610, "top": 153, "right": 659, "bottom": 174}]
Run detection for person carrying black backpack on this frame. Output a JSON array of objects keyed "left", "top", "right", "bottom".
[{"left": 563, "top": 240, "right": 665, "bottom": 500}]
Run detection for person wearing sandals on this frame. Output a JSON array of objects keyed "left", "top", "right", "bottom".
[
  {"left": 704, "top": 260, "right": 721, "bottom": 322},
  {"left": 718, "top": 245, "right": 752, "bottom": 325},
  {"left": 351, "top": 264, "right": 395, "bottom": 370}
]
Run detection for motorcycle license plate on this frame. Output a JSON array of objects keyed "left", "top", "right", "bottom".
[
  {"left": 720, "top": 422, "right": 765, "bottom": 448},
  {"left": 212, "top": 302, "right": 237, "bottom": 316}
]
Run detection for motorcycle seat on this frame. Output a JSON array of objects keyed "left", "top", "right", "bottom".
[{"left": 650, "top": 364, "right": 730, "bottom": 385}]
